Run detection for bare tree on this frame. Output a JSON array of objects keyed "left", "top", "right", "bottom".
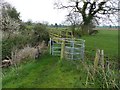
[
  {"left": 55, "top": 0, "right": 119, "bottom": 35},
  {"left": 65, "top": 12, "right": 81, "bottom": 36}
]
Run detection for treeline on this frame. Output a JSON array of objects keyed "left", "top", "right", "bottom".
[{"left": 96, "top": 26, "right": 119, "bottom": 28}]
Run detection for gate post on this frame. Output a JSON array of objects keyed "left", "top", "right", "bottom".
[
  {"left": 94, "top": 49, "right": 100, "bottom": 74},
  {"left": 60, "top": 39, "right": 65, "bottom": 60},
  {"left": 71, "top": 41, "right": 74, "bottom": 60},
  {"left": 49, "top": 38, "right": 52, "bottom": 55},
  {"left": 81, "top": 40, "right": 85, "bottom": 60}
]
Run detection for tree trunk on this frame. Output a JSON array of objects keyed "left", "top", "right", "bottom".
[
  {"left": 81, "top": 25, "right": 90, "bottom": 35},
  {"left": 71, "top": 25, "right": 75, "bottom": 36}
]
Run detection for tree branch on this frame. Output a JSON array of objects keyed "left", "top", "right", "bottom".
[
  {"left": 92, "top": 2, "right": 106, "bottom": 15},
  {"left": 75, "top": 1, "right": 82, "bottom": 13}
]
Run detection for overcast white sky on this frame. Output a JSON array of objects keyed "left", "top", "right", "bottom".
[
  {"left": 5, "top": 0, "right": 68, "bottom": 25},
  {"left": 4, "top": 0, "right": 118, "bottom": 26}
]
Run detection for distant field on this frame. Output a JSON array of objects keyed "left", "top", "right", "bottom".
[
  {"left": 94, "top": 27, "right": 118, "bottom": 30},
  {"left": 82, "top": 30, "right": 118, "bottom": 59}
]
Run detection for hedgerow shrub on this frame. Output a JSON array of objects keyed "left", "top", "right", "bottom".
[
  {"left": 31, "top": 23, "right": 49, "bottom": 46},
  {"left": 2, "top": 23, "right": 50, "bottom": 60},
  {"left": 2, "top": 35, "right": 31, "bottom": 60}
]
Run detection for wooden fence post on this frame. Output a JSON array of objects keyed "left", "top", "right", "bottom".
[
  {"left": 94, "top": 49, "right": 100, "bottom": 74},
  {"left": 101, "top": 50, "right": 104, "bottom": 69},
  {"left": 60, "top": 39, "right": 65, "bottom": 60},
  {"left": 81, "top": 40, "right": 85, "bottom": 60}
]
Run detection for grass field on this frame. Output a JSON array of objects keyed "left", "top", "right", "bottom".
[
  {"left": 82, "top": 30, "right": 118, "bottom": 59},
  {"left": 2, "top": 30, "right": 119, "bottom": 88}
]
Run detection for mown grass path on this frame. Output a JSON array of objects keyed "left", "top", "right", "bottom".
[{"left": 3, "top": 54, "right": 90, "bottom": 88}]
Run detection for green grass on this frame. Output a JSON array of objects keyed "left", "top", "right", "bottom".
[
  {"left": 2, "top": 54, "right": 89, "bottom": 88},
  {"left": 2, "top": 30, "right": 119, "bottom": 88},
  {"left": 82, "top": 30, "right": 118, "bottom": 59},
  {"left": 2, "top": 53, "right": 119, "bottom": 88}
]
